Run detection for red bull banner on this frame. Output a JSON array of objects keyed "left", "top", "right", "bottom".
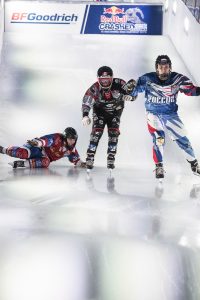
[{"left": 82, "top": 4, "right": 163, "bottom": 35}]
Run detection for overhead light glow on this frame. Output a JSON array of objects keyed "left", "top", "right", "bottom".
[
  {"left": 172, "top": 0, "right": 177, "bottom": 15},
  {"left": 184, "top": 17, "right": 189, "bottom": 33},
  {"left": 164, "top": 0, "right": 169, "bottom": 11}
]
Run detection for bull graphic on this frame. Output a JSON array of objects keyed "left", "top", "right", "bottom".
[{"left": 125, "top": 7, "right": 145, "bottom": 24}]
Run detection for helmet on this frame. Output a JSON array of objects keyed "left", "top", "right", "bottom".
[
  {"left": 155, "top": 55, "right": 172, "bottom": 69},
  {"left": 97, "top": 66, "right": 113, "bottom": 77},
  {"left": 97, "top": 66, "right": 113, "bottom": 89},
  {"left": 63, "top": 127, "right": 78, "bottom": 140}
]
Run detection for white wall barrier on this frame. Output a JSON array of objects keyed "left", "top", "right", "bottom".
[
  {"left": 0, "top": 3, "right": 4, "bottom": 61},
  {"left": 163, "top": 0, "right": 200, "bottom": 84}
]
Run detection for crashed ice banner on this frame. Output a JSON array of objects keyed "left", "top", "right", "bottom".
[{"left": 82, "top": 5, "right": 163, "bottom": 35}]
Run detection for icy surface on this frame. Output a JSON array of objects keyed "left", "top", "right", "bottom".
[{"left": 0, "top": 33, "right": 200, "bottom": 300}]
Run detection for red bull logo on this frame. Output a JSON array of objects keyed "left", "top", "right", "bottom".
[{"left": 103, "top": 6, "right": 125, "bottom": 15}]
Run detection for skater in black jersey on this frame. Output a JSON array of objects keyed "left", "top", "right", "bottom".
[{"left": 82, "top": 66, "right": 135, "bottom": 170}]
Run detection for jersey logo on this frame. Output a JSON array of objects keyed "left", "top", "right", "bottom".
[{"left": 103, "top": 91, "right": 112, "bottom": 100}]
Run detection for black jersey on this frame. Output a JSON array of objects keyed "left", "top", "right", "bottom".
[{"left": 82, "top": 78, "right": 126, "bottom": 116}]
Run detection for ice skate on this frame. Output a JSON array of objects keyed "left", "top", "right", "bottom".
[
  {"left": 86, "top": 154, "right": 94, "bottom": 172},
  {"left": 154, "top": 163, "right": 165, "bottom": 180},
  {"left": 107, "top": 154, "right": 115, "bottom": 170},
  {"left": 8, "top": 160, "right": 26, "bottom": 169},
  {"left": 189, "top": 159, "right": 200, "bottom": 177}
]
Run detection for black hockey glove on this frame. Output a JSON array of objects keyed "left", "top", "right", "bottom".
[
  {"left": 122, "top": 79, "right": 136, "bottom": 94},
  {"left": 75, "top": 160, "right": 87, "bottom": 168},
  {"left": 122, "top": 95, "right": 137, "bottom": 101}
]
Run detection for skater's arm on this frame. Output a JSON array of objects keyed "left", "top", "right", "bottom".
[
  {"left": 27, "top": 138, "right": 43, "bottom": 147},
  {"left": 179, "top": 75, "right": 200, "bottom": 96},
  {"left": 82, "top": 84, "right": 97, "bottom": 126},
  {"left": 65, "top": 147, "right": 86, "bottom": 167},
  {"left": 35, "top": 133, "right": 60, "bottom": 147},
  {"left": 122, "top": 79, "right": 137, "bottom": 101},
  {"left": 27, "top": 134, "right": 58, "bottom": 147},
  {"left": 82, "top": 84, "right": 96, "bottom": 117},
  {"left": 130, "top": 75, "right": 147, "bottom": 97}
]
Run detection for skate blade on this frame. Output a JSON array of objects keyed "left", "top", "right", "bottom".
[
  {"left": 8, "top": 162, "right": 15, "bottom": 168},
  {"left": 108, "top": 169, "right": 113, "bottom": 178},
  {"left": 157, "top": 178, "right": 164, "bottom": 183},
  {"left": 86, "top": 168, "right": 92, "bottom": 175}
]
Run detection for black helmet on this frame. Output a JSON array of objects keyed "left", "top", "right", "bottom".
[
  {"left": 63, "top": 127, "right": 78, "bottom": 140},
  {"left": 155, "top": 55, "right": 172, "bottom": 69},
  {"left": 97, "top": 66, "right": 113, "bottom": 77},
  {"left": 97, "top": 66, "right": 113, "bottom": 89}
]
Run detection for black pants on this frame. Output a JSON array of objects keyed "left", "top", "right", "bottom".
[{"left": 86, "top": 109, "right": 122, "bottom": 163}]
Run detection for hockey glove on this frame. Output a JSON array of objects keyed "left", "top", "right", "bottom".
[
  {"left": 122, "top": 79, "right": 136, "bottom": 94},
  {"left": 82, "top": 116, "right": 91, "bottom": 126},
  {"left": 75, "top": 160, "right": 87, "bottom": 168},
  {"left": 122, "top": 95, "right": 136, "bottom": 101},
  {"left": 27, "top": 138, "right": 42, "bottom": 147}
]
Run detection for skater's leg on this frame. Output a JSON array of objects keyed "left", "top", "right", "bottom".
[
  {"left": 1, "top": 144, "right": 50, "bottom": 169},
  {"left": 1, "top": 145, "right": 31, "bottom": 168},
  {"left": 165, "top": 114, "right": 195, "bottom": 160},
  {"left": 147, "top": 112, "right": 165, "bottom": 164},
  {"left": 28, "top": 157, "right": 51, "bottom": 168},
  {"left": 147, "top": 113, "right": 165, "bottom": 178},
  {"left": 165, "top": 114, "right": 200, "bottom": 175},
  {"left": 5, "top": 146, "right": 30, "bottom": 159},
  {"left": 86, "top": 113, "right": 105, "bottom": 169},
  {"left": 107, "top": 114, "right": 121, "bottom": 169}
]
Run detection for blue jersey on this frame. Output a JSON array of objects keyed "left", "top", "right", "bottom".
[{"left": 131, "top": 72, "right": 200, "bottom": 114}]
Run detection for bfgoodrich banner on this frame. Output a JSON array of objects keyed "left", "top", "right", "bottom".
[{"left": 5, "top": 2, "right": 86, "bottom": 33}]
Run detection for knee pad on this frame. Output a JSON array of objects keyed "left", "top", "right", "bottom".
[
  {"left": 156, "top": 137, "right": 165, "bottom": 146},
  {"left": 29, "top": 157, "right": 50, "bottom": 168},
  {"left": 108, "top": 128, "right": 120, "bottom": 137},
  {"left": 153, "top": 131, "right": 165, "bottom": 147},
  {"left": 91, "top": 128, "right": 104, "bottom": 142},
  {"left": 6, "top": 146, "right": 29, "bottom": 159},
  {"left": 108, "top": 128, "right": 120, "bottom": 143}
]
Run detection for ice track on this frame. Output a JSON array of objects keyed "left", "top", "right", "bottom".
[{"left": 1, "top": 33, "right": 200, "bottom": 300}]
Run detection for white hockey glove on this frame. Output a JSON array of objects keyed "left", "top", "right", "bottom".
[
  {"left": 82, "top": 116, "right": 91, "bottom": 126},
  {"left": 75, "top": 160, "right": 87, "bottom": 168},
  {"left": 122, "top": 79, "right": 137, "bottom": 94},
  {"left": 122, "top": 95, "right": 136, "bottom": 101}
]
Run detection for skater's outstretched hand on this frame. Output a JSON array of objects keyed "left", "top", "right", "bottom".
[
  {"left": 75, "top": 160, "right": 87, "bottom": 168},
  {"left": 82, "top": 116, "right": 91, "bottom": 126},
  {"left": 122, "top": 79, "right": 136, "bottom": 94},
  {"left": 27, "top": 139, "right": 40, "bottom": 147},
  {"left": 122, "top": 95, "right": 136, "bottom": 101}
]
